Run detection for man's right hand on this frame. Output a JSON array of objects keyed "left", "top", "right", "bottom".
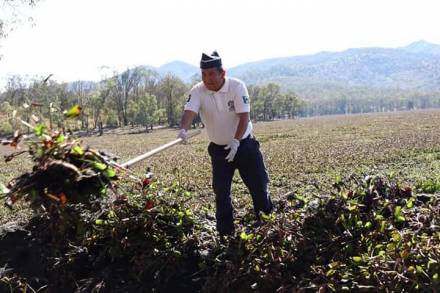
[{"left": 178, "top": 128, "right": 188, "bottom": 144}]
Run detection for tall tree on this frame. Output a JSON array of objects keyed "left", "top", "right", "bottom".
[
  {"left": 262, "top": 83, "right": 280, "bottom": 120},
  {"left": 157, "top": 74, "right": 187, "bottom": 127},
  {"left": 90, "top": 79, "right": 114, "bottom": 133},
  {"left": 113, "top": 67, "right": 144, "bottom": 126}
]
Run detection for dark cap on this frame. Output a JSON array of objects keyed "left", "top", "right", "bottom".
[{"left": 200, "top": 51, "right": 222, "bottom": 69}]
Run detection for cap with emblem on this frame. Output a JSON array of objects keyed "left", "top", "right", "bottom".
[{"left": 200, "top": 51, "right": 222, "bottom": 69}]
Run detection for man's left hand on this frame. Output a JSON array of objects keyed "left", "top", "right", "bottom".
[
  {"left": 178, "top": 128, "right": 188, "bottom": 144},
  {"left": 224, "top": 139, "right": 240, "bottom": 162}
]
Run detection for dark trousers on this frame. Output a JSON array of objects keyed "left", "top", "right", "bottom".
[{"left": 208, "top": 136, "right": 273, "bottom": 235}]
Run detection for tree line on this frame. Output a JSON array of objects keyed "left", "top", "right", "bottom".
[
  {"left": 0, "top": 68, "right": 304, "bottom": 136},
  {"left": 301, "top": 91, "right": 440, "bottom": 117}
]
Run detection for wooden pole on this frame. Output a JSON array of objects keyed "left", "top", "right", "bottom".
[{"left": 120, "top": 129, "right": 202, "bottom": 168}]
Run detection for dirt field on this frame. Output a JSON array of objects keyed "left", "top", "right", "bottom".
[{"left": 2, "top": 110, "right": 440, "bottom": 224}]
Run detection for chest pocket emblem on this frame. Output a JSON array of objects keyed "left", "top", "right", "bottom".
[{"left": 227, "top": 100, "right": 235, "bottom": 112}]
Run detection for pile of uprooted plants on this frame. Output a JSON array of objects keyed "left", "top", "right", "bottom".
[{"left": 1, "top": 110, "right": 439, "bottom": 292}]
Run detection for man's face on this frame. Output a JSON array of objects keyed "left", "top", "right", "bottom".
[{"left": 202, "top": 67, "right": 225, "bottom": 91}]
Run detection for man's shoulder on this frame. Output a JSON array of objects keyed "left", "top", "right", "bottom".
[
  {"left": 226, "top": 77, "right": 247, "bottom": 93},
  {"left": 227, "top": 77, "right": 246, "bottom": 87},
  {"left": 190, "top": 81, "right": 206, "bottom": 93}
]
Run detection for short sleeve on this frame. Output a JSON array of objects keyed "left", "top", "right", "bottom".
[
  {"left": 234, "top": 81, "right": 250, "bottom": 113},
  {"left": 184, "top": 88, "right": 201, "bottom": 113}
]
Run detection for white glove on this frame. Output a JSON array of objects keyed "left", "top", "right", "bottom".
[
  {"left": 178, "top": 129, "right": 188, "bottom": 144},
  {"left": 224, "top": 138, "right": 240, "bottom": 162}
]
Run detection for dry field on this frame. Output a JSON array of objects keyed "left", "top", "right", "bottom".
[{"left": 2, "top": 110, "right": 440, "bottom": 224}]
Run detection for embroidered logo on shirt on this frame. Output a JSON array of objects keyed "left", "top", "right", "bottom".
[
  {"left": 242, "top": 96, "right": 249, "bottom": 104},
  {"left": 186, "top": 94, "right": 191, "bottom": 103},
  {"left": 227, "top": 100, "right": 235, "bottom": 112}
]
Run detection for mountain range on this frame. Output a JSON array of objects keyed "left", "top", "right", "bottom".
[{"left": 154, "top": 40, "right": 440, "bottom": 101}]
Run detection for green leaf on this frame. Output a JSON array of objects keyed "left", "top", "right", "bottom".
[
  {"left": 348, "top": 203, "right": 357, "bottom": 212},
  {"left": 71, "top": 145, "right": 84, "bottom": 156},
  {"left": 341, "top": 190, "right": 348, "bottom": 200},
  {"left": 386, "top": 242, "right": 396, "bottom": 252},
  {"left": 391, "top": 231, "right": 401, "bottom": 242},
  {"left": 95, "top": 219, "right": 109, "bottom": 225},
  {"left": 394, "top": 206, "right": 402, "bottom": 218},
  {"left": 294, "top": 193, "right": 307, "bottom": 202},
  {"left": 352, "top": 256, "right": 362, "bottom": 263},
  {"left": 428, "top": 258, "right": 438, "bottom": 270},
  {"left": 261, "top": 212, "right": 276, "bottom": 222},
  {"left": 240, "top": 232, "right": 254, "bottom": 241},
  {"left": 107, "top": 210, "right": 117, "bottom": 219},
  {"left": 374, "top": 214, "right": 384, "bottom": 221},
  {"left": 388, "top": 171, "right": 396, "bottom": 179},
  {"left": 335, "top": 174, "right": 342, "bottom": 184},
  {"left": 396, "top": 215, "right": 406, "bottom": 223},
  {"left": 34, "top": 124, "right": 46, "bottom": 137},
  {"left": 103, "top": 167, "right": 116, "bottom": 178},
  {"left": 394, "top": 206, "right": 406, "bottom": 222},
  {"left": 55, "top": 134, "right": 65, "bottom": 144},
  {"left": 93, "top": 162, "right": 107, "bottom": 171},
  {"left": 326, "top": 269, "right": 336, "bottom": 277},
  {"left": 406, "top": 198, "right": 414, "bottom": 208},
  {"left": 35, "top": 145, "right": 44, "bottom": 158},
  {"left": 254, "top": 264, "right": 261, "bottom": 272},
  {"left": 380, "top": 220, "right": 386, "bottom": 233}
]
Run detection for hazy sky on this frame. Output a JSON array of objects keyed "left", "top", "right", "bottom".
[{"left": 0, "top": 0, "right": 439, "bottom": 88}]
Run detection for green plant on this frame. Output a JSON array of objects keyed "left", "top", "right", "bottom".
[{"left": 0, "top": 105, "right": 119, "bottom": 210}]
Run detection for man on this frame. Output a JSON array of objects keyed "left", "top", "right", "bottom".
[{"left": 178, "top": 51, "right": 273, "bottom": 236}]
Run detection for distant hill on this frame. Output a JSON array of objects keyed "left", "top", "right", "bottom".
[
  {"left": 157, "top": 61, "right": 199, "bottom": 83},
  {"left": 226, "top": 40, "right": 440, "bottom": 100},
  {"left": 66, "top": 40, "right": 440, "bottom": 102},
  {"left": 140, "top": 40, "right": 440, "bottom": 101},
  {"left": 400, "top": 40, "right": 440, "bottom": 55}
]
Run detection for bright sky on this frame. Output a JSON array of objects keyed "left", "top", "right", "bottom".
[{"left": 0, "top": 0, "right": 439, "bottom": 89}]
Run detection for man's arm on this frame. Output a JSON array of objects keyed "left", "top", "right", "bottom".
[
  {"left": 234, "top": 112, "right": 250, "bottom": 140},
  {"left": 179, "top": 110, "right": 197, "bottom": 130}
]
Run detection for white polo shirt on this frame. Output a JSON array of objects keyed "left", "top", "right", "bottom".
[{"left": 184, "top": 77, "right": 253, "bottom": 145}]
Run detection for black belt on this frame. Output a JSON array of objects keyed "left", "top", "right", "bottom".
[{"left": 210, "top": 134, "right": 253, "bottom": 147}]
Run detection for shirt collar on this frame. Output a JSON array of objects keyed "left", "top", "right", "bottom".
[{"left": 219, "top": 77, "right": 229, "bottom": 93}]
